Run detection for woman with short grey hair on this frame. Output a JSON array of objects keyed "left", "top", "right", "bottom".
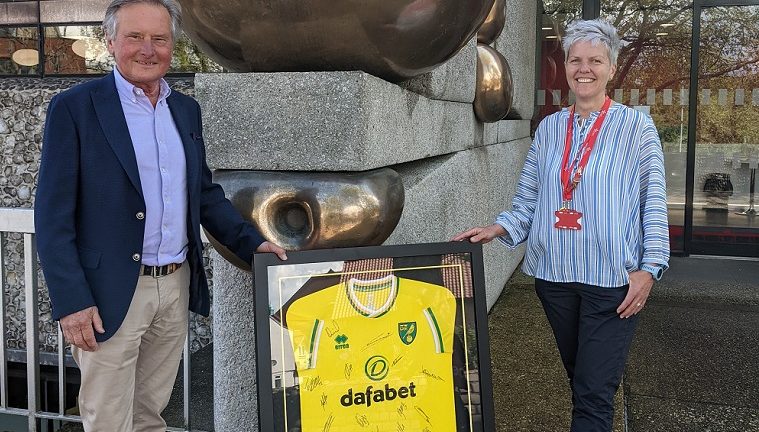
[
  {"left": 455, "top": 18, "right": 669, "bottom": 432},
  {"left": 562, "top": 18, "right": 621, "bottom": 66}
]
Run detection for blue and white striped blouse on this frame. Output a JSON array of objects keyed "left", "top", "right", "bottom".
[{"left": 496, "top": 102, "right": 670, "bottom": 288}]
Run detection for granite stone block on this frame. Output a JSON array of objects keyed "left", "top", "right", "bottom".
[
  {"left": 211, "top": 251, "right": 259, "bottom": 431},
  {"left": 399, "top": 37, "right": 477, "bottom": 103},
  {"left": 386, "top": 139, "right": 532, "bottom": 309},
  {"left": 498, "top": 119, "right": 532, "bottom": 143},
  {"left": 483, "top": 119, "right": 531, "bottom": 146},
  {"left": 494, "top": 0, "right": 537, "bottom": 120},
  {"left": 195, "top": 72, "right": 477, "bottom": 171},
  {"left": 484, "top": 121, "right": 499, "bottom": 146}
]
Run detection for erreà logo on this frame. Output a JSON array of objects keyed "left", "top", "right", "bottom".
[
  {"left": 334, "top": 334, "right": 349, "bottom": 350},
  {"left": 364, "top": 355, "right": 389, "bottom": 381}
]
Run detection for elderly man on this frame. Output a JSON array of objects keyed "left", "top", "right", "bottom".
[{"left": 34, "top": 1, "right": 285, "bottom": 430}]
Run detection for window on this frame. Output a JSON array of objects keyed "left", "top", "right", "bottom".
[
  {"left": 536, "top": 1, "right": 582, "bottom": 126},
  {"left": 0, "top": 0, "right": 220, "bottom": 76},
  {"left": 0, "top": 26, "right": 39, "bottom": 75}
]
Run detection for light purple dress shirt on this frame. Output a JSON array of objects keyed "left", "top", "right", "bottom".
[{"left": 113, "top": 67, "right": 188, "bottom": 266}]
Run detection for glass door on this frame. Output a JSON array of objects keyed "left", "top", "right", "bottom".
[
  {"left": 600, "top": 0, "right": 693, "bottom": 254},
  {"left": 689, "top": 3, "right": 759, "bottom": 256}
]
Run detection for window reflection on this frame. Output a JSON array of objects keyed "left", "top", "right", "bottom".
[
  {"left": 0, "top": 1, "right": 221, "bottom": 75},
  {"left": 44, "top": 25, "right": 109, "bottom": 74},
  {"left": 692, "top": 5, "right": 759, "bottom": 253},
  {"left": 601, "top": 1, "right": 693, "bottom": 252},
  {"left": 536, "top": 1, "right": 582, "bottom": 127},
  {"left": 0, "top": 26, "right": 39, "bottom": 75},
  {"left": 42, "top": 25, "right": 223, "bottom": 75},
  {"left": 171, "top": 32, "right": 223, "bottom": 73}
]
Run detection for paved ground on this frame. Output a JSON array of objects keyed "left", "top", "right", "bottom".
[
  {"left": 489, "top": 256, "right": 759, "bottom": 432},
  {"left": 488, "top": 270, "right": 625, "bottom": 432},
  {"left": 624, "top": 256, "right": 759, "bottom": 431}
]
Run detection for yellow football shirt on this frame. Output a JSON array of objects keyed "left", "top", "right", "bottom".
[{"left": 285, "top": 275, "right": 457, "bottom": 432}]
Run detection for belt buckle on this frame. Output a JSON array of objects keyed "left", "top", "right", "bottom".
[{"left": 152, "top": 265, "right": 159, "bottom": 278}]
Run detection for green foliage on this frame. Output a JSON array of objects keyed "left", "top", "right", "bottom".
[
  {"left": 170, "top": 32, "right": 223, "bottom": 73},
  {"left": 657, "top": 125, "right": 685, "bottom": 143},
  {"left": 599, "top": 2, "right": 759, "bottom": 145}
]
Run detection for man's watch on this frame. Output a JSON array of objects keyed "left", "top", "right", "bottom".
[{"left": 640, "top": 263, "right": 663, "bottom": 281}]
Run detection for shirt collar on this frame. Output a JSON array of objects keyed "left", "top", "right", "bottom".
[
  {"left": 113, "top": 66, "right": 172, "bottom": 103},
  {"left": 562, "top": 100, "right": 619, "bottom": 122}
]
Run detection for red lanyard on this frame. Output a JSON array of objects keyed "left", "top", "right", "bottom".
[{"left": 560, "top": 96, "right": 612, "bottom": 204}]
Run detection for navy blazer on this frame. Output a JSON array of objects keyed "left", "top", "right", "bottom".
[{"left": 35, "top": 73, "right": 264, "bottom": 341}]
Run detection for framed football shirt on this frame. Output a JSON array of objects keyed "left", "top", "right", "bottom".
[{"left": 254, "top": 242, "right": 494, "bottom": 432}]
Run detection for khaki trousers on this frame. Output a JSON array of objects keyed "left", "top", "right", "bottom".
[{"left": 72, "top": 263, "right": 190, "bottom": 432}]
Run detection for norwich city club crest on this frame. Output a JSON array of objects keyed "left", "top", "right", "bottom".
[{"left": 398, "top": 322, "right": 417, "bottom": 345}]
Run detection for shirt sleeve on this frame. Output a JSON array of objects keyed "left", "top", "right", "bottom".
[
  {"left": 638, "top": 116, "right": 670, "bottom": 270},
  {"left": 494, "top": 124, "right": 543, "bottom": 248}
]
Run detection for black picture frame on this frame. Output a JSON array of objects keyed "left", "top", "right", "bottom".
[{"left": 253, "top": 241, "right": 495, "bottom": 432}]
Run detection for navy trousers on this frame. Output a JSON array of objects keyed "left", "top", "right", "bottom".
[{"left": 535, "top": 278, "right": 639, "bottom": 432}]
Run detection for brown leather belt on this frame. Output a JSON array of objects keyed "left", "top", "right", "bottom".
[{"left": 140, "top": 262, "right": 182, "bottom": 278}]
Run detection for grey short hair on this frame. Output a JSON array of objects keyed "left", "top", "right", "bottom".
[
  {"left": 562, "top": 19, "right": 621, "bottom": 65},
  {"left": 103, "top": 0, "right": 182, "bottom": 42}
]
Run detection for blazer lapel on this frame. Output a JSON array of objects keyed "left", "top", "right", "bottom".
[
  {"left": 167, "top": 94, "right": 200, "bottom": 210},
  {"left": 91, "top": 73, "right": 144, "bottom": 200}
]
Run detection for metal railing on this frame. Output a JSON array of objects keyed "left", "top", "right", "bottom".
[{"left": 0, "top": 208, "right": 195, "bottom": 431}]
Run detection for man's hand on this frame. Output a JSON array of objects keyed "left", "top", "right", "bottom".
[
  {"left": 257, "top": 241, "right": 288, "bottom": 260},
  {"left": 617, "top": 270, "right": 654, "bottom": 319},
  {"left": 60, "top": 306, "right": 105, "bottom": 351},
  {"left": 452, "top": 224, "right": 507, "bottom": 244}
]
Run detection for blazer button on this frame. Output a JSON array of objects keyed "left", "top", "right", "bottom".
[
  {"left": 136, "top": 211, "right": 145, "bottom": 220},
  {"left": 132, "top": 253, "right": 141, "bottom": 261}
]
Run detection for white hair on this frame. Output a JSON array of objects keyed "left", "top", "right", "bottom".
[
  {"left": 562, "top": 19, "right": 621, "bottom": 65},
  {"left": 103, "top": 0, "right": 182, "bottom": 42}
]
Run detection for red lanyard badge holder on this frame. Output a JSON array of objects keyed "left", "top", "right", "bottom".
[{"left": 554, "top": 97, "right": 611, "bottom": 231}]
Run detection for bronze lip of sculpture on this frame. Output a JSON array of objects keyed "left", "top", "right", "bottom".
[
  {"left": 207, "top": 169, "right": 405, "bottom": 270},
  {"left": 476, "top": 0, "right": 505, "bottom": 45},
  {"left": 178, "top": 0, "right": 495, "bottom": 82},
  {"left": 473, "top": 43, "right": 513, "bottom": 123}
]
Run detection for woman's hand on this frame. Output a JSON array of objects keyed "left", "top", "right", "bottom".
[
  {"left": 617, "top": 270, "right": 654, "bottom": 318},
  {"left": 452, "top": 224, "right": 507, "bottom": 244}
]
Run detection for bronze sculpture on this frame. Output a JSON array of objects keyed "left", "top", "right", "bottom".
[{"left": 178, "top": 0, "right": 495, "bottom": 82}]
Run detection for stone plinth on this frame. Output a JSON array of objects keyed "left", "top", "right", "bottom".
[
  {"left": 399, "top": 37, "right": 477, "bottom": 103},
  {"left": 200, "top": 70, "right": 533, "bottom": 430},
  {"left": 484, "top": 118, "right": 532, "bottom": 146},
  {"left": 211, "top": 251, "right": 258, "bottom": 432},
  {"left": 196, "top": 71, "right": 478, "bottom": 172},
  {"left": 387, "top": 130, "right": 531, "bottom": 308}
]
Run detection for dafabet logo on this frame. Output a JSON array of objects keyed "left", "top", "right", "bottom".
[{"left": 339, "top": 355, "right": 417, "bottom": 408}]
